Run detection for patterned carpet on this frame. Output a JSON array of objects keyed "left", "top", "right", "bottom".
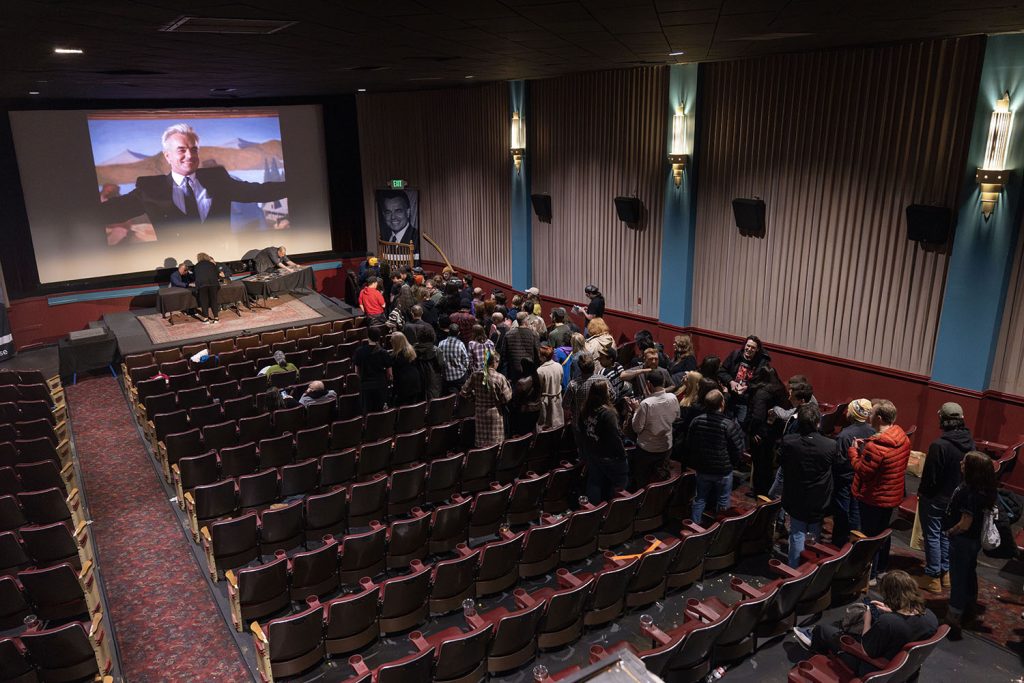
[
  {"left": 139, "top": 295, "right": 321, "bottom": 344},
  {"left": 66, "top": 376, "right": 250, "bottom": 682}
]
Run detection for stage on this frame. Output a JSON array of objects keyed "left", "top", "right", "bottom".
[{"left": 102, "top": 291, "right": 359, "bottom": 357}]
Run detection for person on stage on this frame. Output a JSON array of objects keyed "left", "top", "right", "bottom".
[
  {"left": 193, "top": 253, "right": 224, "bottom": 324},
  {"left": 169, "top": 263, "right": 192, "bottom": 288},
  {"left": 254, "top": 245, "right": 300, "bottom": 274}
]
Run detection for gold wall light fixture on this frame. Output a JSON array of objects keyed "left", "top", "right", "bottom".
[
  {"left": 668, "top": 105, "right": 690, "bottom": 188},
  {"left": 976, "top": 91, "right": 1013, "bottom": 220},
  {"left": 510, "top": 111, "right": 526, "bottom": 175}
]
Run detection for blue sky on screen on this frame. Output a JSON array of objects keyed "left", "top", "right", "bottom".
[{"left": 87, "top": 115, "right": 282, "bottom": 165}]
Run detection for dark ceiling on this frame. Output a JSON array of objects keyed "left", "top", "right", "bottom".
[{"left": 4, "top": 0, "right": 1024, "bottom": 101}]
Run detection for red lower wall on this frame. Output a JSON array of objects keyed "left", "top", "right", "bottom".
[{"left": 425, "top": 262, "right": 1024, "bottom": 494}]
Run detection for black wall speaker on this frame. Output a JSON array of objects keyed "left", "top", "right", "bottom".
[
  {"left": 732, "top": 198, "right": 767, "bottom": 238},
  {"left": 614, "top": 196, "right": 643, "bottom": 224},
  {"left": 531, "top": 194, "right": 552, "bottom": 222},
  {"left": 906, "top": 204, "right": 952, "bottom": 244}
]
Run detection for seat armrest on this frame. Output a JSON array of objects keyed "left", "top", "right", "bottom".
[
  {"left": 769, "top": 558, "right": 806, "bottom": 579},
  {"left": 226, "top": 570, "right": 242, "bottom": 631},
  {"left": 838, "top": 635, "right": 888, "bottom": 670}
]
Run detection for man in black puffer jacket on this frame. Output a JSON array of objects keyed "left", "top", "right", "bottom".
[
  {"left": 916, "top": 402, "right": 975, "bottom": 593},
  {"left": 687, "top": 389, "right": 745, "bottom": 522}
]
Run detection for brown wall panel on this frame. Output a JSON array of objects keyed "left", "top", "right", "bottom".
[
  {"left": 530, "top": 67, "right": 669, "bottom": 317},
  {"left": 357, "top": 83, "right": 511, "bottom": 282},
  {"left": 693, "top": 37, "right": 983, "bottom": 375}
]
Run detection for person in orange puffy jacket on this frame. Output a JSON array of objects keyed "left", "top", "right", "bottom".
[{"left": 849, "top": 399, "right": 911, "bottom": 582}]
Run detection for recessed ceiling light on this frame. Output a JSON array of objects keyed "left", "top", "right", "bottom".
[
  {"left": 28, "top": 91, "right": 40, "bottom": 95},
  {"left": 357, "top": 88, "right": 367, "bottom": 92},
  {"left": 465, "top": 75, "right": 475, "bottom": 79},
  {"left": 54, "top": 47, "right": 83, "bottom": 54},
  {"left": 669, "top": 51, "right": 685, "bottom": 56}
]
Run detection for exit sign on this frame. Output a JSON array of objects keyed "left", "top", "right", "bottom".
[{"left": 390, "top": 179, "right": 407, "bottom": 189}]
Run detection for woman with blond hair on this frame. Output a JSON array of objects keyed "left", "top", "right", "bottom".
[
  {"left": 584, "top": 317, "right": 614, "bottom": 359},
  {"left": 795, "top": 570, "right": 937, "bottom": 673},
  {"left": 389, "top": 331, "right": 423, "bottom": 406}
]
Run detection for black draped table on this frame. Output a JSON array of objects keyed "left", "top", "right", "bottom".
[
  {"left": 157, "top": 281, "right": 250, "bottom": 322},
  {"left": 58, "top": 331, "right": 118, "bottom": 382},
  {"left": 241, "top": 267, "right": 315, "bottom": 305}
]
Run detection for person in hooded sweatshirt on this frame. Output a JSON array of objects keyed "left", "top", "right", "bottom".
[
  {"left": 831, "top": 399, "right": 876, "bottom": 546},
  {"left": 850, "top": 399, "right": 911, "bottom": 582},
  {"left": 915, "top": 402, "right": 975, "bottom": 593}
]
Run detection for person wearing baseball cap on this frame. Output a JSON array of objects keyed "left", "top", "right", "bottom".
[
  {"left": 832, "top": 398, "right": 877, "bottom": 546},
  {"left": 571, "top": 284, "right": 605, "bottom": 323},
  {"left": 358, "top": 253, "right": 381, "bottom": 286},
  {"left": 916, "top": 401, "right": 975, "bottom": 593}
]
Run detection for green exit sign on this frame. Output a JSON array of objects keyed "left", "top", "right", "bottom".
[{"left": 390, "top": 179, "right": 407, "bottom": 189}]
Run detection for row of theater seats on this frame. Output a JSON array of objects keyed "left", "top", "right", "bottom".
[
  {"left": 132, "top": 356, "right": 359, "bottom": 398},
  {"left": 243, "top": 495, "right": 886, "bottom": 683},
  {"left": 0, "top": 370, "right": 115, "bottom": 683},
  {"left": 201, "top": 470, "right": 692, "bottom": 583}
]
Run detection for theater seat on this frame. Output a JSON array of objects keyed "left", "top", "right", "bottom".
[
  {"left": 478, "top": 596, "right": 546, "bottom": 674},
  {"left": 528, "top": 570, "right": 595, "bottom": 650},
  {"left": 625, "top": 536, "right": 680, "bottom": 607},
  {"left": 468, "top": 482, "right": 512, "bottom": 539},
  {"left": 0, "top": 575, "right": 30, "bottom": 628},
  {"left": 788, "top": 625, "right": 949, "bottom": 683},
  {"left": 378, "top": 561, "right": 431, "bottom": 634},
  {"left": 226, "top": 557, "right": 290, "bottom": 630},
  {"left": 425, "top": 623, "right": 493, "bottom": 683},
  {"left": 18, "top": 560, "right": 98, "bottom": 621},
  {"left": 339, "top": 524, "right": 387, "bottom": 585},
  {"left": 290, "top": 540, "right": 340, "bottom": 600},
  {"left": 733, "top": 560, "right": 819, "bottom": 639},
  {"left": 259, "top": 500, "right": 305, "bottom": 554},
  {"left": 0, "top": 636, "right": 35, "bottom": 683},
  {"left": 429, "top": 548, "right": 479, "bottom": 614},
  {"left": 251, "top": 605, "right": 325, "bottom": 682},
  {"left": 667, "top": 521, "right": 717, "bottom": 589},
  {"left": 202, "top": 512, "right": 260, "bottom": 580},
  {"left": 475, "top": 531, "right": 524, "bottom": 597},
  {"left": 703, "top": 506, "right": 757, "bottom": 572},
  {"left": 20, "top": 614, "right": 111, "bottom": 683},
  {"left": 688, "top": 581, "right": 777, "bottom": 662},
  {"left": 429, "top": 496, "right": 472, "bottom": 555},
  {"left": 598, "top": 488, "right": 642, "bottom": 548},
  {"left": 519, "top": 516, "right": 568, "bottom": 578},
  {"left": 323, "top": 583, "right": 380, "bottom": 657},
  {"left": 543, "top": 461, "right": 582, "bottom": 514},
  {"left": 558, "top": 501, "right": 607, "bottom": 563},
  {"left": 800, "top": 529, "right": 892, "bottom": 603},
  {"left": 581, "top": 555, "right": 637, "bottom": 627},
  {"left": 506, "top": 471, "right": 549, "bottom": 526},
  {"left": 386, "top": 509, "right": 430, "bottom": 568}
]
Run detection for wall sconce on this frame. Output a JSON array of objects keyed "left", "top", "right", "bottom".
[
  {"left": 976, "top": 91, "right": 1013, "bottom": 220},
  {"left": 510, "top": 111, "right": 526, "bottom": 175},
  {"left": 667, "top": 105, "right": 689, "bottom": 188}
]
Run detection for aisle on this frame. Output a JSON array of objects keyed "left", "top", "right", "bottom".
[{"left": 67, "top": 376, "right": 250, "bottom": 682}]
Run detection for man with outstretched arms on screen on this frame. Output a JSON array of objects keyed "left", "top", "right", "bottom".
[{"left": 97, "top": 123, "right": 287, "bottom": 237}]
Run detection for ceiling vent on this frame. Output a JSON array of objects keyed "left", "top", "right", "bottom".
[{"left": 160, "top": 16, "right": 296, "bottom": 34}]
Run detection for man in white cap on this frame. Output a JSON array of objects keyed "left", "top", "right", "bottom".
[
  {"left": 916, "top": 402, "right": 974, "bottom": 593},
  {"left": 832, "top": 399, "right": 876, "bottom": 546}
]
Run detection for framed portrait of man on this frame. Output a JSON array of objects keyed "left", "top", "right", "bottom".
[{"left": 375, "top": 188, "right": 420, "bottom": 260}]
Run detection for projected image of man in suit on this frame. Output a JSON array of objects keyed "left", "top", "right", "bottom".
[{"left": 97, "top": 123, "right": 287, "bottom": 241}]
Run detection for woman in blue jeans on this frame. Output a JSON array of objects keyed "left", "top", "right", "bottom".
[
  {"left": 578, "top": 380, "right": 629, "bottom": 503},
  {"left": 942, "top": 451, "right": 998, "bottom": 637}
]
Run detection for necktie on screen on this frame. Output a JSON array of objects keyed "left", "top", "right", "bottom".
[
  {"left": 183, "top": 177, "right": 200, "bottom": 220},
  {"left": 390, "top": 232, "right": 398, "bottom": 242}
]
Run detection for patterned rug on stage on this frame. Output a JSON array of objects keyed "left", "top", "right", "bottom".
[
  {"left": 138, "top": 295, "right": 322, "bottom": 345},
  {"left": 67, "top": 377, "right": 249, "bottom": 682}
]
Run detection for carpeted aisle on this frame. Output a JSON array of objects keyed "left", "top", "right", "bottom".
[{"left": 67, "top": 377, "right": 250, "bottom": 682}]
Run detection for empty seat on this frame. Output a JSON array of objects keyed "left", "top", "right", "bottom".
[
  {"left": 425, "top": 453, "right": 463, "bottom": 504},
  {"left": 227, "top": 556, "right": 290, "bottom": 629},
  {"left": 202, "top": 420, "right": 239, "bottom": 452},
  {"left": 559, "top": 502, "right": 607, "bottom": 563},
  {"left": 238, "top": 469, "right": 280, "bottom": 512},
  {"left": 507, "top": 472, "right": 549, "bottom": 526},
  {"left": 363, "top": 409, "right": 397, "bottom": 441},
  {"left": 378, "top": 562, "right": 431, "bottom": 633},
  {"left": 186, "top": 479, "right": 238, "bottom": 541},
  {"left": 0, "top": 575, "right": 30, "bottom": 628},
  {"left": 259, "top": 500, "right": 304, "bottom": 553},
  {"left": 461, "top": 445, "right": 498, "bottom": 493},
  {"left": 703, "top": 506, "right": 757, "bottom": 572},
  {"left": 598, "top": 489, "right": 643, "bottom": 548},
  {"left": 356, "top": 439, "right": 392, "bottom": 481},
  {"left": 395, "top": 402, "right": 427, "bottom": 433},
  {"left": 19, "top": 487, "right": 77, "bottom": 527},
  {"left": 543, "top": 461, "right": 582, "bottom": 514},
  {"left": 202, "top": 512, "right": 260, "bottom": 579},
  {"left": 348, "top": 475, "right": 388, "bottom": 527},
  {"left": 0, "top": 635, "right": 35, "bottom": 681},
  {"left": 173, "top": 450, "right": 219, "bottom": 504},
  {"left": 425, "top": 422, "right": 460, "bottom": 459},
  {"left": 319, "top": 450, "right": 356, "bottom": 488},
  {"left": 220, "top": 442, "right": 259, "bottom": 477},
  {"left": 304, "top": 486, "right": 348, "bottom": 542},
  {"left": 324, "top": 584, "right": 380, "bottom": 656},
  {"left": 239, "top": 413, "right": 274, "bottom": 445},
  {"left": 280, "top": 458, "right": 318, "bottom": 497},
  {"left": 582, "top": 557, "right": 637, "bottom": 627},
  {"left": 429, "top": 548, "right": 479, "bottom": 614},
  {"left": 739, "top": 496, "right": 783, "bottom": 557},
  {"left": 426, "top": 395, "right": 456, "bottom": 426},
  {"left": 431, "top": 623, "right": 493, "bottom": 683},
  {"left": 251, "top": 606, "right": 326, "bottom": 681},
  {"left": 735, "top": 560, "right": 819, "bottom": 638},
  {"left": 520, "top": 516, "right": 568, "bottom": 578},
  {"left": 387, "top": 511, "right": 430, "bottom": 568},
  {"left": 291, "top": 541, "right": 340, "bottom": 600},
  {"left": 274, "top": 405, "right": 307, "bottom": 436},
  {"left": 530, "top": 572, "right": 595, "bottom": 650},
  {"left": 495, "top": 433, "right": 532, "bottom": 484},
  {"left": 388, "top": 463, "right": 427, "bottom": 517},
  {"left": 295, "top": 424, "right": 330, "bottom": 459},
  {"left": 21, "top": 619, "right": 110, "bottom": 683},
  {"left": 475, "top": 532, "right": 524, "bottom": 596},
  {"left": 469, "top": 482, "right": 512, "bottom": 539},
  {"left": 0, "top": 494, "right": 26, "bottom": 532},
  {"left": 480, "top": 598, "right": 545, "bottom": 674},
  {"left": 188, "top": 403, "right": 224, "bottom": 430},
  {"left": 330, "top": 417, "right": 363, "bottom": 451},
  {"left": 667, "top": 521, "right": 717, "bottom": 589},
  {"left": 339, "top": 524, "right": 387, "bottom": 584},
  {"left": 429, "top": 496, "right": 472, "bottom": 555},
  {"left": 625, "top": 536, "right": 680, "bottom": 607},
  {"left": 692, "top": 582, "right": 777, "bottom": 663},
  {"left": 392, "top": 429, "right": 427, "bottom": 467},
  {"left": 259, "top": 434, "right": 295, "bottom": 470},
  {"left": 223, "top": 395, "right": 258, "bottom": 421},
  {"left": 634, "top": 473, "right": 680, "bottom": 533}
]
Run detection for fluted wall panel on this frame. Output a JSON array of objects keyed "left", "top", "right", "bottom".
[
  {"left": 531, "top": 67, "right": 668, "bottom": 317},
  {"left": 693, "top": 37, "right": 983, "bottom": 375},
  {"left": 989, "top": 209, "right": 1024, "bottom": 395},
  {"left": 357, "top": 83, "right": 511, "bottom": 282}
]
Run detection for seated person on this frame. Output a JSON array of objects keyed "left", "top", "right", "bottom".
[
  {"left": 298, "top": 380, "right": 337, "bottom": 407},
  {"left": 262, "top": 350, "right": 298, "bottom": 382},
  {"left": 169, "top": 263, "right": 192, "bottom": 288},
  {"left": 794, "top": 570, "right": 938, "bottom": 676}
]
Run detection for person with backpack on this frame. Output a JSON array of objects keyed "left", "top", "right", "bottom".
[
  {"left": 942, "top": 450, "right": 999, "bottom": 638},
  {"left": 916, "top": 402, "right": 974, "bottom": 593}
]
